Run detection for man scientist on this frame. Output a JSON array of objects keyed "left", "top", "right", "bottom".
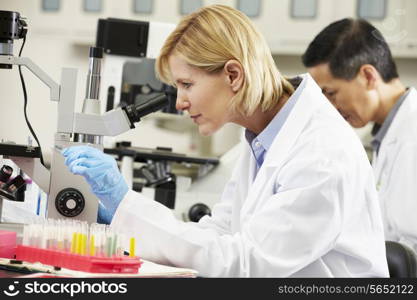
[{"left": 303, "top": 18, "right": 417, "bottom": 253}]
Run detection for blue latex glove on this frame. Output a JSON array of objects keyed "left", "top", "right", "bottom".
[{"left": 61, "top": 145, "right": 128, "bottom": 224}]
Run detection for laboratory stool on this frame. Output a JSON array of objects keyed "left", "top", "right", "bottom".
[{"left": 385, "top": 241, "right": 417, "bottom": 278}]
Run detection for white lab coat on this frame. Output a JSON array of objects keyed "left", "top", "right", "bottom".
[
  {"left": 372, "top": 87, "right": 417, "bottom": 253},
  {"left": 111, "top": 74, "right": 389, "bottom": 277}
]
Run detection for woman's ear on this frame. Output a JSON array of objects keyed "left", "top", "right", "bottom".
[{"left": 224, "top": 60, "right": 244, "bottom": 92}]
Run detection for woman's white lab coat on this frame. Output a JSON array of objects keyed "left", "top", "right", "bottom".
[
  {"left": 111, "top": 74, "right": 389, "bottom": 277},
  {"left": 372, "top": 88, "right": 417, "bottom": 253}
]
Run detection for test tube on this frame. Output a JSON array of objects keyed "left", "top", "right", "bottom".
[
  {"left": 129, "top": 237, "right": 136, "bottom": 257},
  {"left": 116, "top": 233, "right": 125, "bottom": 257},
  {"left": 89, "top": 235, "right": 95, "bottom": 256},
  {"left": 22, "top": 224, "right": 29, "bottom": 246},
  {"left": 22, "top": 219, "right": 139, "bottom": 262},
  {"left": 105, "top": 233, "right": 112, "bottom": 257},
  {"left": 81, "top": 222, "right": 88, "bottom": 255},
  {"left": 111, "top": 234, "right": 117, "bottom": 257}
]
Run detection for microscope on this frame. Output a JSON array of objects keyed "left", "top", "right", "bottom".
[{"left": 0, "top": 11, "right": 174, "bottom": 224}]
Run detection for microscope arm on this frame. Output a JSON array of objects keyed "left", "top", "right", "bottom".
[
  {"left": 73, "top": 93, "right": 168, "bottom": 136},
  {"left": 73, "top": 108, "right": 132, "bottom": 136},
  {"left": 0, "top": 55, "right": 60, "bottom": 101}
]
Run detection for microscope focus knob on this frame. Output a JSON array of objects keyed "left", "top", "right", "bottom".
[
  {"left": 188, "top": 203, "right": 211, "bottom": 223},
  {"left": 55, "top": 188, "right": 85, "bottom": 217}
]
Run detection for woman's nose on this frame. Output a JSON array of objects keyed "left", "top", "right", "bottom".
[{"left": 176, "top": 95, "right": 190, "bottom": 111}]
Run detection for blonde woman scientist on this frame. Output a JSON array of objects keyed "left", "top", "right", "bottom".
[{"left": 62, "top": 5, "right": 389, "bottom": 277}]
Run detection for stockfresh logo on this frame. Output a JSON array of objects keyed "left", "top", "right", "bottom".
[{"left": 3, "top": 281, "right": 20, "bottom": 297}]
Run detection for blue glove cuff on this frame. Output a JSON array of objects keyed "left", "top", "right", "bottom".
[
  {"left": 96, "top": 177, "right": 129, "bottom": 224},
  {"left": 96, "top": 180, "right": 129, "bottom": 212}
]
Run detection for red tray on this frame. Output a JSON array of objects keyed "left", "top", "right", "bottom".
[
  {"left": 15, "top": 245, "right": 142, "bottom": 274},
  {"left": 0, "top": 230, "right": 16, "bottom": 259}
]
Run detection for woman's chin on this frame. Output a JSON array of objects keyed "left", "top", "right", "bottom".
[{"left": 198, "top": 124, "right": 216, "bottom": 137}]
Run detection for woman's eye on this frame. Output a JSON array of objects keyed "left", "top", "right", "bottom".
[{"left": 182, "top": 82, "right": 192, "bottom": 88}]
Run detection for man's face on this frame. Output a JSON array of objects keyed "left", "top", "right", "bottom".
[{"left": 308, "top": 63, "right": 379, "bottom": 128}]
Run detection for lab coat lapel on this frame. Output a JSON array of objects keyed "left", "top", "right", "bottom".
[
  {"left": 244, "top": 74, "right": 323, "bottom": 209},
  {"left": 239, "top": 142, "right": 258, "bottom": 196},
  {"left": 373, "top": 88, "right": 417, "bottom": 190}
]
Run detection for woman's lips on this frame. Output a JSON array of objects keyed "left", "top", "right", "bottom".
[{"left": 190, "top": 114, "right": 202, "bottom": 123}]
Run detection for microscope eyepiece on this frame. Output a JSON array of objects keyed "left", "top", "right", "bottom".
[{"left": 123, "top": 94, "right": 168, "bottom": 128}]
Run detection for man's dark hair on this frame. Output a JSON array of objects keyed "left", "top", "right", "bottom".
[{"left": 302, "top": 18, "right": 398, "bottom": 82}]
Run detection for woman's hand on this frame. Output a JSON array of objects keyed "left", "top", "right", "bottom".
[{"left": 62, "top": 145, "right": 128, "bottom": 223}]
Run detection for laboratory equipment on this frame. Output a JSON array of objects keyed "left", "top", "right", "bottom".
[
  {"left": 15, "top": 219, "right": 141, "bottom": 273},
  {"left": 0, "top": 11, "right": 174, "bottom": 223},
  {"left": 96, "top": 17, "right": 177, "bottom": 114},
  {"left": 0, "top": 11, "right": 27, "bottom": 65},
  {"left": 0, "top": 230, "right": 16, "bottom": 259},
  {"left": 0, "top": 166, "right": 26, "bottom": 202},
  {"left": 0, "top": 163, "right": 27, "bottom": 222}
]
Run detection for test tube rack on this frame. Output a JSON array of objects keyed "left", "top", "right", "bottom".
[
  {"left": 0, "top": 230, "right": 16, "bottom": 259},
  {"left": 15, "top": 245, "right": 142, "bottom": 273}
]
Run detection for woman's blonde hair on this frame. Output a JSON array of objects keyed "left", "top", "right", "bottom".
[{"left": 156, "top": 5, "right": 294, "bottom": 116}]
